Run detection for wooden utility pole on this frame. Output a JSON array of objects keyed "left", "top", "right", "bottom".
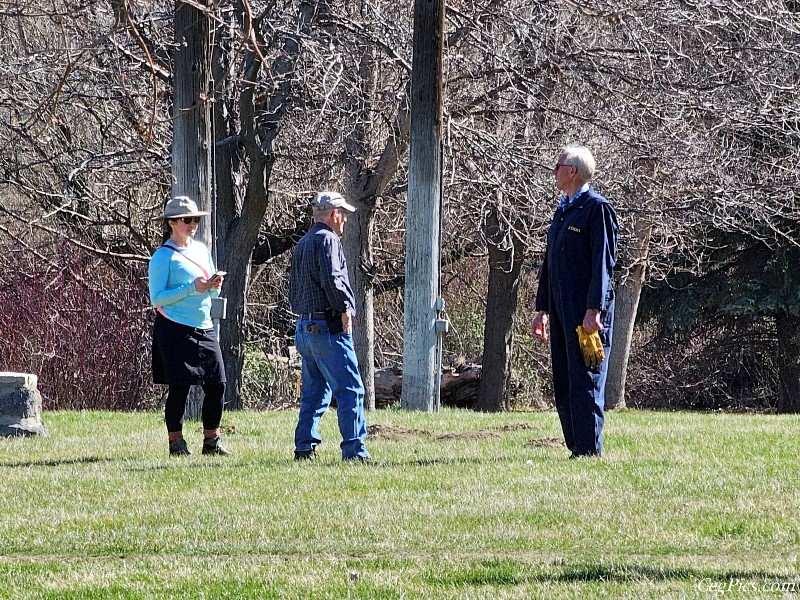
[
  {"left": 173, "top": 0, "right": 213, "bottom": 418},
  {"left": 401, "top": 0, "right": 445, "bottom": 411},
  {"left": 173, "top": 1, "right": 212, "bottom": 227}
]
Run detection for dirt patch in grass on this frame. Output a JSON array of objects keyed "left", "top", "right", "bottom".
[
  {"left": 525, "top": 437, "right": 565, "bottom": 448},
  {"left": 367, "top": 424, "right": 434, "bottom": 441},
  {"left": 436, "top": 430, "right": 502, "bottom": 441},
  {"left": 368, "top": 422, "right": 544, "bottom": 443},
  {"left": 499, "top": 423, "right": 538, "bottom": 432},
  {"left": 438, "top": 422, "right": 538, "bottom": 440}
]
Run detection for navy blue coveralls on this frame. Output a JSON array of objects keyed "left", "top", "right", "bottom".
[{"left": 535, "top": 187, "right": 618, "bottom": 456}]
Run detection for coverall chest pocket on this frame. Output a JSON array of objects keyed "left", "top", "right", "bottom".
[{"left": 558, "top": 212, "right": 589, "bottom": 255}]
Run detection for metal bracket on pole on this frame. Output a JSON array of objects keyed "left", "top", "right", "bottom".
[
  {"left": 211, "top": 297, "right": 227, "bottom": 321},
  {"left": 435, "top": 297, "right": 448, "bottom": 333},
  {"left": 211, "top": 297, "right": 227, "bottom": 338}
]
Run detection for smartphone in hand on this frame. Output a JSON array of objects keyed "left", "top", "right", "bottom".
[{"left": 209, "top": 271, "right": 227, "bottom": 282}]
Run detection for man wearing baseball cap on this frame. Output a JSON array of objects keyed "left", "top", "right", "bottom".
[{"left": 288, "top": 191, "right": 370, "bottom": 462}]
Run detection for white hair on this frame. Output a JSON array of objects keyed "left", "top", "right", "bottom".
[{"left": 560, "top": 146, "right": 596, "bottom": 181}]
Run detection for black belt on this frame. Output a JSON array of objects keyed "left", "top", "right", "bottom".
[{"left": 300, "top": 312, "right": 328, "bottom": 320}]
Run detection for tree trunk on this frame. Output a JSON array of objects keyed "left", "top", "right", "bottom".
[
  {"left": 343, "top": 95, "right": 410, "bottom": 410},
  {"left": 173, "top": 0, "right": 212, "bottom": 419},
  {"left": 775, "top": 310, "right": 800, "bottom": 413},
  {"left": 477, "top": 205, "right": 524, "bottom": 412},
  {"left": 210, "top": 0, "right": 319, "bottom": 410},
  {"left": 343, "top": 202, "right": 376, "bottom": 411},
  {"left": 218, "top": 261, "right": 250, "bottom": 410},
  {"left": 341, "top": 35, "right": 379, "bottom": 412},
  {"left": 210, "top": 27, "right": 246, "bottom": 411},
  {"left": 607, "top": 217, "right": 651, "bottom": 409}
]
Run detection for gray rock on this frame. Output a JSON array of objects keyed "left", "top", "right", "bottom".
[{"left": 0, "top": 372, "right": 48, "bottom": 437}]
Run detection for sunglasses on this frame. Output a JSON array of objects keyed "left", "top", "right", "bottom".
[{"left": 172, "top": 217, "right": 201, "bottom": 224}]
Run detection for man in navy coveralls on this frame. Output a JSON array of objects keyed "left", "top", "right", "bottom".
[{"left": 531, "top": 146, "right": 618, "bottom": 458}]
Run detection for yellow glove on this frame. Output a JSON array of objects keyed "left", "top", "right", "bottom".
[{"left": 576, "top": 325, "right": 605, "bottom": 368}]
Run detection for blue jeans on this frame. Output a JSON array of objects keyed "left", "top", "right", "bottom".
[{"left": 293, "top": 318, "right": 370, "bottom": 460}]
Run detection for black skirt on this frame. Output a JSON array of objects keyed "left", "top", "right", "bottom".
[{"left": 152, "top": 313, "right": 226, "bottom": 385}]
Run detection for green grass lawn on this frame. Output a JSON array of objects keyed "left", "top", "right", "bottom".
[{"left": 0, "top": 408, "right": 798, "bottom": 599}]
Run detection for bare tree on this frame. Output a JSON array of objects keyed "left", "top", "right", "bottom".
[
  {"left": 2, "top": 0, "right": 798, "bottom": 415},
  {"left": 477, "top": 201, "right": 525, "bottom": 411}
]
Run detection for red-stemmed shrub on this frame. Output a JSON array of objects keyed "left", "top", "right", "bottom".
[{"left": 1, "top": 244, "right": 158, "bottom": 410}]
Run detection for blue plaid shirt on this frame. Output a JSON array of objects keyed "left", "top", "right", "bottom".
[{"left": 289, "top": 222, "right": 356, "bottom": 315}]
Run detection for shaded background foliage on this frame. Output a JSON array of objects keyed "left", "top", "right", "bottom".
[{"left": 0, "top": 0, "right": 798, "bottom": 412}]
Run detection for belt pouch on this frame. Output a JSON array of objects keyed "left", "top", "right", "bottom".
[{"left": 325, "top": 309, "right": 344, "bottom": 334}]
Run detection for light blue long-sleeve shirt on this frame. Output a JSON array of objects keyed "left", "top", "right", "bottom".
[{"left": 148, "top": 240, "right": 219, "bottom": 329}]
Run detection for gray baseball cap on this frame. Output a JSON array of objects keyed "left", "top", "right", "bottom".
[{"left": 310, "top": 191, "right": 356, "bottom": 213}]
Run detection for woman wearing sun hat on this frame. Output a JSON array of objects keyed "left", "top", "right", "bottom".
[{"left": 149, "top": 195, "right": 230, "bottom": 457}]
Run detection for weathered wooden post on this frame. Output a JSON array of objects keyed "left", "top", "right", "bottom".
[
  {"left": 173, "top": 0, "right": 214, "bottom": 418},
  {"left": 402, "top": 0, "right": 445, "bottom": 412}
]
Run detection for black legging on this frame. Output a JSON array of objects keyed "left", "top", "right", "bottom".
[{"left": 165, "top": 383, "right": 225, "bottom": 433}]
